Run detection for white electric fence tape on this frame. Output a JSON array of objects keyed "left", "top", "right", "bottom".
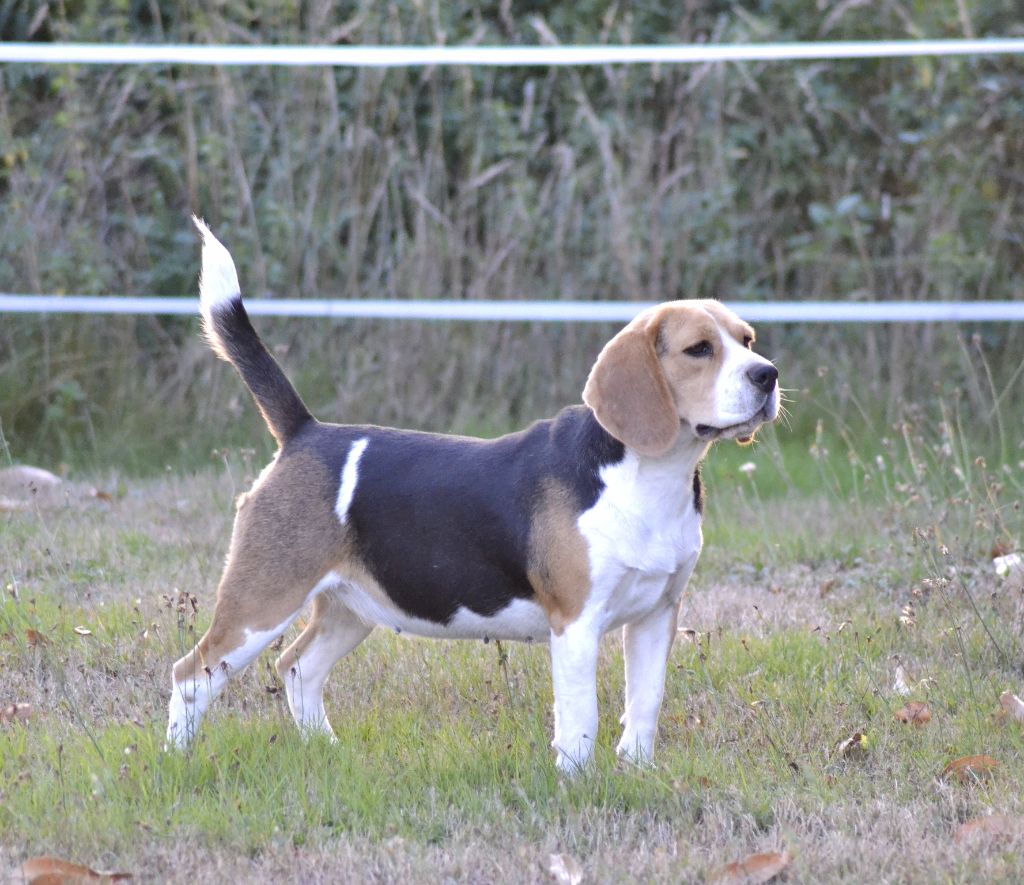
[
  {"left": 3, "top": 38, "right": 1022, "bottom": 321},
  {"left": 2, "top": 295, "right": 1022, "bottom": 324},
  {"left": 2, "top": 39, "right": 1024, "bottom": 66}
]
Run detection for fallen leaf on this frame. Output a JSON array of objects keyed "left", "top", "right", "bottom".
[
  {"left": 0, "top": 703, "right": 34, "bottom": 725},
  {"left": 941, "top": 755, "right": 999, "bottom": 783},
  {"left": 73, "top": 626, "right": 93, "bottom": 637},
  {"left": 993, "top": 552, "right": 1022, "bottom": 574},
  {"left": 0, "top": 465, "right": 62, "bottom": 490},
  {"left": 994, "top": 553, "right": 1024, "bottom": 589},
  {"left": 709, "top": 850, "right": 792, "bottom": 884},
  {"left": 25, "top": 629, "right": 48, "bottom": 647},
  {"left": 990, "top": 540, "right": 1013, "bottom": 559},
  {"left": 998, "top": 691, "right": 1024, "bottom": 725},
  {"left": 894, "top": 701, "right": 931, "bottom": 726},
  {"left": 835, "top": 732, "right": 869, "bottom": 758},
  {"left": 547, "top": 852, "right": 583, "bottom": 885},
  {"left": 954, "top": 814, "right": 1024, "bottom": 845},
  {"left": 892, "top": 665, "right": 913, "bottom": 696},
  {"left": 11, "top": 856, "right": 131, "bottom": 882},
  {"left": 89, "top": 488, "right": 114, "bottom": 503}
]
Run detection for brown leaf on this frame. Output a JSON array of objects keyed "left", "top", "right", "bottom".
[
  {"left": 990, "top": 540, "right": 1013, "bottom": 560},
  {"left": 835, "top": 732, "right": 869, "bottom": 758},
  {"left": 547, "top": 852, "right": 583, "bottom": 885},
  {"left": 710, "top": 850, "right": 792, "bottom": 884},
  {"left": 998, "top": 691, "right": 1024, "bottom": 725},
  {"left": 73, "top": 626, "right": 92, "bottom": 637},
  {"left": 941, "top": 755, "right": 999, "bottom": 783},
  {"left": 89, "top": 488, "right": 114, "bottom": 503},
  {"left": 894, "top": 701, "right": 931, "bottom": 726},
  {"left": 25, "top": 629, "right": 48, "bottom": 647},
  {"left": 0, "top": 703, "right": 34, "bottom": 725},
  {"left": 954, "top": 814, "right": 1024, "bottom": 845},
  {"left": 11, "top": 856, "right": 132, "bottom": 883}
]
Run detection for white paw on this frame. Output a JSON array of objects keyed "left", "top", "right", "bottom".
[
  {"left": 554, "top": 737, "right": 594, "bottom": 775},
  {"left": 297, "top": 721, "right": 338, "bottom": 743},
  {"left": 165, "top": 692, "right": 197, "bottom": 750},
  {"left": 164, "top": 719, "right": 193, "bottom": 751},
  {"left": 615, "top": 736, "right": 655, "bottom": 768}
]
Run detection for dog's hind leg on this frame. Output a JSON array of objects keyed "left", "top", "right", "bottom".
[
  {"left": 165, "top": 519, "right": 338, "bottom": 750},
  {"left": 275, "top": 587, "right": 372, "bottom": 739},
  {"left": 165, "top": 570, "right": 323, "bottom": 749},
  {"left": 165, "top": 446, "right": 350, "bottom": 749}
]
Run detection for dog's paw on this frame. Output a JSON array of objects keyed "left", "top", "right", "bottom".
[
  {"left": 614, "top": 738, "right": 656, "bottom": 769},
  {"left": 554, "top": 739, "right": 594, "bottom": 776}
]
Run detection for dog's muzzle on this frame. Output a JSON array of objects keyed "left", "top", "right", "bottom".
[{"left": 694, "top": 379, "right": 780, "bottom": 442}]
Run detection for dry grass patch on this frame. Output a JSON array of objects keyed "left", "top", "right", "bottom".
[{"left": 2, "top": 460, "right": 1024, "bottom": 883}]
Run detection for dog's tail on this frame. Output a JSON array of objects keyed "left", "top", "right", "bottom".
[{"left": 193, "top": 216, "right": 313, "bottom": 446}]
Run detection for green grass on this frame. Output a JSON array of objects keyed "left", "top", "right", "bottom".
[{"left": 2, "top": 426, "right": 1024, "bottom": 882}]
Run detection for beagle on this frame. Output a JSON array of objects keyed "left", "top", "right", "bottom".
[{"left": 167, "top": 218, "right": 779, "bottom": 772}]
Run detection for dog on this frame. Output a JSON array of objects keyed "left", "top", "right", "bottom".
[{"left": 167, "top": 218, "right": 779, "bottom": 772}]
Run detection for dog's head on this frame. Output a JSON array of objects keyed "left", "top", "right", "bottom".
[{"left": 583, "top": 300, "right": 779, "bottom": 457}]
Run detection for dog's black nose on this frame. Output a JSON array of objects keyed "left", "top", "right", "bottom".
[{"left": 747, "top": 364, "right": 778, "bottom": 393}]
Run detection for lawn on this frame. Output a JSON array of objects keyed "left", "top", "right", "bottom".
[{"left": 2, "top": 423, "right": 1023, "bottom": 883}]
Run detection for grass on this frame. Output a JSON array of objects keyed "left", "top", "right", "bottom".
[{"left": 2, "top": 417, "right": 1024, "bottom": 882}]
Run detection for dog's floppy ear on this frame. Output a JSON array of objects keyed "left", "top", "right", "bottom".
[{"left": 582, "top": 315, "right": 680, "bottom": 457}]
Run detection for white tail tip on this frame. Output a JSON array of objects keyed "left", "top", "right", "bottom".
[{"left": 193, "top": 215, "right": 241, "bottom": 314}]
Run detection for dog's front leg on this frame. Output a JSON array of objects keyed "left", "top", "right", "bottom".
[
  {"left": 549, "top": 619, "right": 600, "bottom": 773},
  {"left": 616, "top": 598, "right": 681, "bottom": 765}
]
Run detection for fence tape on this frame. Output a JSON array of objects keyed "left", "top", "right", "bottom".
[
  {"left": 2, "top": 40, "right": 1024, "bottom": 67},
  {"left": 3, "top": 40, "right": 1022, "bottom": 324},
  {"left": 2, "top": 295, "right": 1022, "bottom": 323}
]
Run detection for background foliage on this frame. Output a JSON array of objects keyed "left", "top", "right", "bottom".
[
  {"left": 3, "top": 7, "right": 1024, "bottom": 880},
  {"left": 1, "top": 0, "right": 1023, "bottom": 470}
]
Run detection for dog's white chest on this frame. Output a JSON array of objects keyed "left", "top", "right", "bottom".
[
  {"left": 579, "top": 451, "right": 702, "bottom": 574},
  {"left": 578, "top": 448, "right": 702, "bottom": 625}
]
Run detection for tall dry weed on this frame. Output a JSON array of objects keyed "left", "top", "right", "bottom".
[{"left": 1, "top": 1, "right": 1022, "bottom": 467}]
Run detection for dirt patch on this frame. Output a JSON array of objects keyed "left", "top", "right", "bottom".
[{"left": 683, "top": 563, "right": 873, "bottom": 636}]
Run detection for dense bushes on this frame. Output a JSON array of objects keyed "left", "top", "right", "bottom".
[{"left": 1, "top": 1, "right": 1022, "bottom": 469}]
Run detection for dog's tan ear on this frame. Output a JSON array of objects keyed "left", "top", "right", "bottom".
[{"left": 582, "top": 319, "right": 680, "bottom": 457}]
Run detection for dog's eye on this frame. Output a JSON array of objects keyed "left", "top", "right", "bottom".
[
  {"left": 683, "top": 341, "right": 713, "bottom": 358},
  {"left": 743, "top": 336, "right": 753, "bottom": 349}
]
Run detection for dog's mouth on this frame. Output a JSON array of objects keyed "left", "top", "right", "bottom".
[
  {"left": 694, "top": 419, "right": 761, "bottom": 442},
  {"left": 693, "top": 395, "right": 779, "bottom": 443}
]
